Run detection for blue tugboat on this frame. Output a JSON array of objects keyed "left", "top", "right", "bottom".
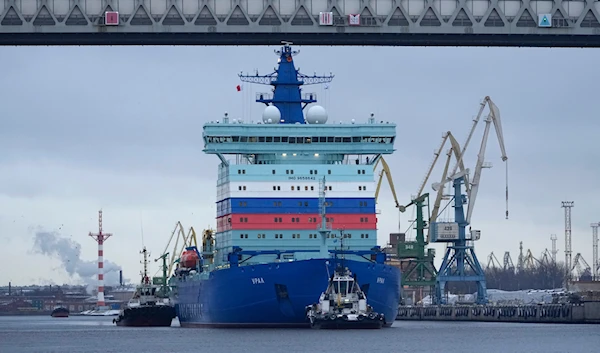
[{"left": 172, "top": 41, "right": 401, "bottom": 328}]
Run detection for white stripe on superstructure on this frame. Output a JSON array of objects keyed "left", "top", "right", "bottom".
[{"left": 217, "top": 181, "right": 376, "bottom": 200}]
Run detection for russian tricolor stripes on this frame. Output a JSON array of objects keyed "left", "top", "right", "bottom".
[
  {"left": 215, "top": 164, "right": 379, "bottom": 253},
  {"left": 217, "top": 197, "right": 375, "bottom": 217}
]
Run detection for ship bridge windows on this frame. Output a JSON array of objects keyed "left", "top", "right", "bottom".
[
  {"left": 333, "top": 280, "right": 349, "bottom": 294},
  {"left": 206, "top": 135, "right": 394, "bottom": 144}
]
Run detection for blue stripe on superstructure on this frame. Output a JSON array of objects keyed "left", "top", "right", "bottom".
[{"left": 216, "top": 197, "right": 376, "bottom": 217}]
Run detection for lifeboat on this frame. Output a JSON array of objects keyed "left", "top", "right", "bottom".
[{"left": 180, "top": 249, "right": 200, "bottom": 268}]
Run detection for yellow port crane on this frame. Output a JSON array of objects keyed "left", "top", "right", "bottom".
[
  {"left": 158, "top": 221, "right": 199, "bottom": 277},
  {"left": 415, "top": 130, "right": 466, "bottom": 242},
  {"left": 373, "top": 156, "right": 401, "bottom": 210}
]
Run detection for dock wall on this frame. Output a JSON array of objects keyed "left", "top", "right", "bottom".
[{"left": 396, "top": 302, "right": 600, "bottom": 324}]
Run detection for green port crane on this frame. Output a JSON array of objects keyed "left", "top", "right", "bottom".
[
  {"left": 154, "top": 252, "right": 170, "bottom": 297},
  {"left": 397, "top": 194, "right": 438, "bottom": 303},
  {"left": 373, "top": 156, "right": 437, "bottom": 299}
]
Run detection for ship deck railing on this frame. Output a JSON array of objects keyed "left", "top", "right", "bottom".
[{"left": 226, "top": 155, "right": 381, "bottom": 166}]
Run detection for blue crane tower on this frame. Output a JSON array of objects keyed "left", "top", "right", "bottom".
[
  {"left": 426, "top": 97, "right": 508, "bottom": 305},
  {"left": 238, "top": 41, "right": 334, "bottom": 125}
]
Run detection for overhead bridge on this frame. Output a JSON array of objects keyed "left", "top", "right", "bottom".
[{"left": 1, "top": 0, "right": 600, "bottom": 47}]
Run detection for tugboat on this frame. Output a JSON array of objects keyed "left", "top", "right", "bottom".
[
  {"left": 50, "top": 303, "right": 69, "bottom": 318},
  {"left": 305, "top": 232, "right": 386, "bottom": 329},
  {"left": 113, "top": 248, "right": 176, "bottom": 327}
]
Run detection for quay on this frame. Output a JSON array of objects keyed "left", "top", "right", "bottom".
[{"left": 396, "top": 302, "right": 600, "bottom": 324}]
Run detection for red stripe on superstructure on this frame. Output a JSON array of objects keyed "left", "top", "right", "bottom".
[{"left": 216, "top": 213, "right": 377, "bottom": 232}]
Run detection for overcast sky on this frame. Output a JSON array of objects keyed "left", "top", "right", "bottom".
[{"left": 0, "top": 45, "right": 598, "bottom": 286}]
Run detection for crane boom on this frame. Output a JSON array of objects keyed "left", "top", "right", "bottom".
[
  {"left": 416, "top": 131, "right": 467, "bottom": 197},
  {"left": 373, "top": 156, "right": 401, "bottom": 209},
  {"left": 449, "top": 97, "right": 488, "bottom": 179},
  {"left": 429, "top": 138, "right": 467, "bottom": 225},
  {"left": 465, "top": 97, "right": 508, "bottom": 223}
]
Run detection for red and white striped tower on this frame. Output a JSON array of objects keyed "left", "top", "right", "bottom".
[{"left": 88, "top": 210, "right": 113, "bottom": 309}]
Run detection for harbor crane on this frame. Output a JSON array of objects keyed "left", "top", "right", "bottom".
[
  {"left": 486, "top": 252, "right": 502, "bottom": 270},
  {"left": 571, "top": 253, "right": 592, "bottom": 281},
  {"left": 373, "top": 156, "right": 401, "bottom": 230},
  {"left": 428, "top": 96, "right": 508, "bottom": 305},
  {"left": 388, "top": 131, "right": 467, "bottom": 296},
  {"left": 158, "top": 222, "right": 199, "bottom": 277},
  {"left": 373, "top": 156, "right": 438, "bottom": 293},
  {"left": 373, "top": 155, "right": 439, "bottom": 295}
]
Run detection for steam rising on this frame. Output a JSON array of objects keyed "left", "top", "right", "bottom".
[{"left": 33, "top": 229, "right": 125, "bottom": 291}]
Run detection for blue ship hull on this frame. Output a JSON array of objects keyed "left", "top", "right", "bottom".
[{"left": 174, "top": 258, "right": 400, "bottom": 328}]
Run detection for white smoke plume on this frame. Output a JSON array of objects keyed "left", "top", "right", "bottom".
[{"left": 32, "top": 229, "right": 127, "bottom": 291}]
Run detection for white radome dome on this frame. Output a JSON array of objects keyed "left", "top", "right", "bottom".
[
  {"left": 263, "top": 105, "right": 281, "bottom": 124},
  {"left": 305, "top": 105, "right": 328, "bottom": 124}
]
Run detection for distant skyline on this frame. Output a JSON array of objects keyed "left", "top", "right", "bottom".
[{"left": 0, "top": 45, "right": 598, "bottom": 286}]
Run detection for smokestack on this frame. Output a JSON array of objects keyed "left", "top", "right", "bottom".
[
  {"left": 119, "top": 270, "right": 123, "bottom": 286},
  {"left": 8, "top": 282, "right": 11, "bottom": 296}
]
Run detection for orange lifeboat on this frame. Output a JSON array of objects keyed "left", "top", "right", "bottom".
[{"left": 180, "top": 249, "right": 200, "bottom": 268}]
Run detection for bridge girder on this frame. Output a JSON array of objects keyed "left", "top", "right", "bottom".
[{"left": 1, "top": 0, "right": 600, "bottom": 47}]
